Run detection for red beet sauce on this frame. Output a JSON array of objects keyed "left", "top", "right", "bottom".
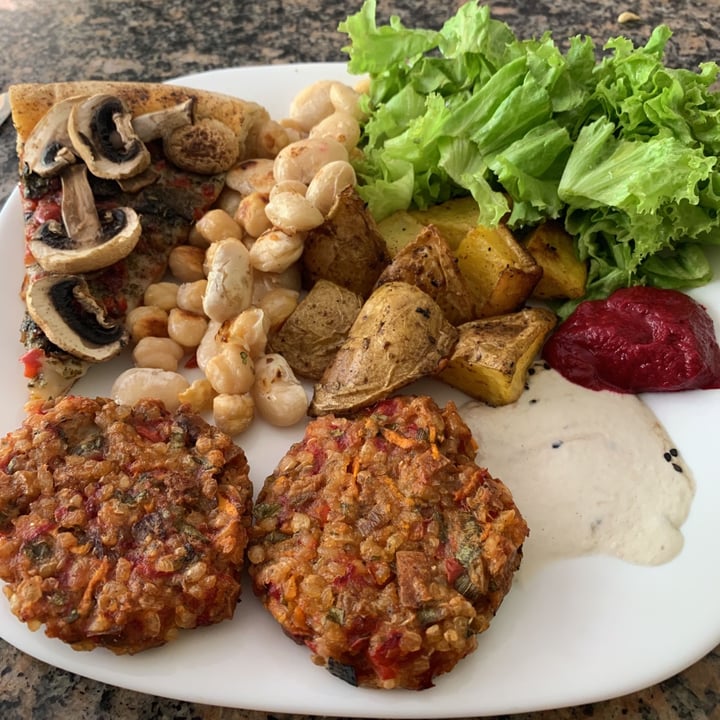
[{"left": 542, "top": 287, "right": 720, "bottom": 393}]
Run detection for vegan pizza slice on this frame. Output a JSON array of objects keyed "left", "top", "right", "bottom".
[{"left": 8, "top": 80, "right": 278, "bottom": 401}]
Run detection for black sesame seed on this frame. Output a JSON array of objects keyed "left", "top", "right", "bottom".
[
  {"left": 672, "top": 463, "right": 683, "bottom": 473},
  {"left": 529, "top": 398, "right": 538, "bottom": 404},
  {"left": 663, "top": 452, "right": 672, "bottom": 462},
  {"left": 552, "top": 440, "right": 563, "bottom": 449},
  {"left": 670, "top": 448, "right": 678, "bottom": 457}
]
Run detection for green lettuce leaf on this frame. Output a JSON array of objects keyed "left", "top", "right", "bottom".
[{"left": 339, "top": 0, "right": 720, "bottom": 305}]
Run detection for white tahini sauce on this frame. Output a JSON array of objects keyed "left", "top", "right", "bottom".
[{"left": 461, "top": 362, "right": 695, "bottom": 570}]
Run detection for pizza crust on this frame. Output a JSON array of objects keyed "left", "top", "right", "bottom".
[{"left": 9, "top": 80, "right": 272, "bottom": 159}]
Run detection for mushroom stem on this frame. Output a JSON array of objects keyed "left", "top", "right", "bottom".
[
  {"left": 132, "top": 98, "right": 195, "bottom": 142},
  {"left": 61, "top": 164, "right": 102, "bottom": 244}
]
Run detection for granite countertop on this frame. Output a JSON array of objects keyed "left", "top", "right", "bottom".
[{"left": 0, "top": 1, "right": 719, "bottom": 718}]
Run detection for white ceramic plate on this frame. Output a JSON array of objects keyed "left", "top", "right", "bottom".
[{"left": 0, "top": 63, "right": 719, "bottom": 717}]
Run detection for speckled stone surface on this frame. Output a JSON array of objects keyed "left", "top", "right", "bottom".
[{"left": 0, "top": 1, "right": 719, "bottom": 718}]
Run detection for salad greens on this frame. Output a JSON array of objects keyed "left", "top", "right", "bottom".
[{"left": 338, "top": 0, "right": 720, "bottom": 313}]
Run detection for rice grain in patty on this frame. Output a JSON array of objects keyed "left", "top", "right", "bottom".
[
  {"left": 0, "top": 395, "right": 253, "bottom": 654},
  {"left": 248, "top": 394, "right": 528, "bottom": 690}
]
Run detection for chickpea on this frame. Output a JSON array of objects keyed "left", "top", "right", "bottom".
[
  {"left": 111, "top": 368, "right": 190, "bottom": 411},
  {"left": 126, "top": 305, "right": 168, "bottom": 343},
  {"left": 203, "top": 238, "right": 254, "bottom": 323},
  {"left": 132, "top": 336, "right": 185, "bottom": 372},
  {"left": 178, "top": 378, "right": 216, "bottom": 413},
  {"left": 168, "top": 245, "right": 206, "bottom": 282},
  {"left": 234, "top": 191, "right": 272, "bottom": 238},
  {"left": 187, "top": 225, "right": 211, "bottom": 249},
  {"left": 176, "top": 279, "right": 208, "bottom": 315},
  {"left": 248, "top": 119, "right": 291, "bottom": 158},
  {"left": 264, "top": 192, "right": 324, "bottom": 234},
  {"left": 205, "top": 344, "right": 255, "bottom": 395},
  {"left": 258, "top": 288, "right": 299, "bottom": 331},
  {"left": 252, "top": 353, "right": 308, "bottom": 427},
  {"left": 213, "top": 186, "right": 242, "bottom": 217},
  {"left": 143, "top": 282, "right": 179, "bottom": 311},
  {"left": 213, "top": 393, "right": 255, "bottom": 436},
  {"left": 167, "top": 308, "right": 208, "bottom": 349},
  {"left": 309, "top": 111, "right": 361, "bottom": 152},
  {"left": 219, "top": 307, "right": 269, "bottom": 359},
  {"left": 305, "top": 160, "right": 357, "bottom": 215},
  {"left": 249, "top": 228, "right": 305, "bottom": 273},
  {"left": 225, "top": 158, "right": 275, "bottom": 196},
  {"left": 195, "top": 208, "right": 244, "bottom": 245},
  {"left": 273, "top": 137, "right": 348, "bottom": 185}
]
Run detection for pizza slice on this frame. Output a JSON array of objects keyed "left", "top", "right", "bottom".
[{"left": 9, "top": 80, "right": 278, "bottom": 402}]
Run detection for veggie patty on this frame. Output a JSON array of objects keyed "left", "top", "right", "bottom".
[
  {"left": 248, "top": 394, "right": 528, "bottom": 690},
  {"left": 0, "top": 396, "right": 253, "bottom": 654}
]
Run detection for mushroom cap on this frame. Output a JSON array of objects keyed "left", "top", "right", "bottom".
[
  {"left": 68, "top": 94, "right": 151, "bottom": 179},
  {"left": 28, "top": 163, "right": 143, "bottom": 273},
  {"left": 25, "top": 273, "right": 128, "bottom": 362},
  {"left": 30, "top": 207, "right": 142, "bottom": 273},
  {"left": 163, "top": 117, "right": 239, "bottom": 174},
  {"left": 22, "top": 95, "right": 87, "bottom": 177}
]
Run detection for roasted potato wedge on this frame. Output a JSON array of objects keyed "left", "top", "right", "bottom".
[
  {"left": 309, "top": 281, "right": 458, "bottom": 416},
  {"left": 524, "top": 221, "right": 588, "bottom": 300},
  {"left": 377, "top": 210, "right": 426, "bottom": 258},
  {"left": 302, "top": 186, "right": 390, "bottom": 298},
  {"left": 377, "top": 196, "right": 480, "bottom": 257},
  {"left": 454, "top": 224, "right": 542, "bottom": 317},
  {"left": 268, "top": 279, "right": 363, "bottom": 381},
  {"left": 409, "top": 196, "right": 480, "bottom": 251},
  {"left": 374, "top": 225, "right": 476, "bottom": 325},
  {"left": 439, "top": 307, "right": 557, "bottom": 406}
]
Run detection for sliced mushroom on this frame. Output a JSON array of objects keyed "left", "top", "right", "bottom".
[
  {"left": 163, "top": 117, "right": 239, "bottom": 174},
  {"left": 68, "top": 94, "right": 151, "bottom": 179},
  {"left": 22, "top": 95, "right": 87, "bottom": 177},
  {"left": 25, "top": 273, "right": 128, "bottom": 362},
  {"left": 132, "top": 98, "right": 195, "bottom": 142},
  {"left": 29, "top": 164, "right": 142, "bottom": 273}
]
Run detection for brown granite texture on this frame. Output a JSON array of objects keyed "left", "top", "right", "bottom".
[{"left": 0, "top": 1, "right": 719, "bottom": 718}]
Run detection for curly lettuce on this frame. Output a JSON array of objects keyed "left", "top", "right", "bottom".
[{"left": 339, "top": 0, "right": 720, "bottom": 312}]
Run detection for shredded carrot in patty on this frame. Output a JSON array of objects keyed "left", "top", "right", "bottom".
[
  {"left": 77, "top": 557, "right": 110, "bottom": 617},
  {"left": 380, "top": 428, "right": 415, "bottom": 449}
]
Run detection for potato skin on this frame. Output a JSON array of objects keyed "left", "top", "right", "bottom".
[
  {"left": 439, "top": 307, "right": 557, "bottom": 406},
  {"left": 301, "top": 186, "right": 390, "bottom": 299},
  {"left": 269, "top": 279, "right": 363, "bottom": 380},
  {"left": 374, "top": 225, "right": 476, "bottom": 325},
  {"left": 309, "top": 281, "right": 458, "bottom": 416}
]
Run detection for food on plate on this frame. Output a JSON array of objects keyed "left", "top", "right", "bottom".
[
  {"left": 0, "top": 396, "right": 253, "bottom": 654},
  {"left": 542, "top": 287, "right": 720, "bottom": 393},
  {"left": 301, "top": 185, "right": 390, "bottom": 298},
  {"left": 455, "top": 224, "right": 542, "bottom": 318},
  {"left": 248, "top": 394, "right": 528, "bottom": 690},
  {"left": 462, "top": 362, "right": 696, "bottom": 567},
  {"left": 268, "top": 279, "right": 363, "bottom": 380},
  {"left": 10, "top": 80, "right": 279, "bottom": 402},
  {"left": 440, "top": 307, "right": 557, "bottom": 406},
  {"left": 340, "top": 0, "right": 720, "bottom": 314},
  {"left": 523, "top": 221, "right": 588, "bottom": 301},
  {"left": 374, "top": 224, "right": 476, "bottom": 325},
  {"left": 309, "top": 281, "right": 458, "bottom": 416},
  {"left": 377, "top": 196, "right": 480, "bottom": 257}
]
